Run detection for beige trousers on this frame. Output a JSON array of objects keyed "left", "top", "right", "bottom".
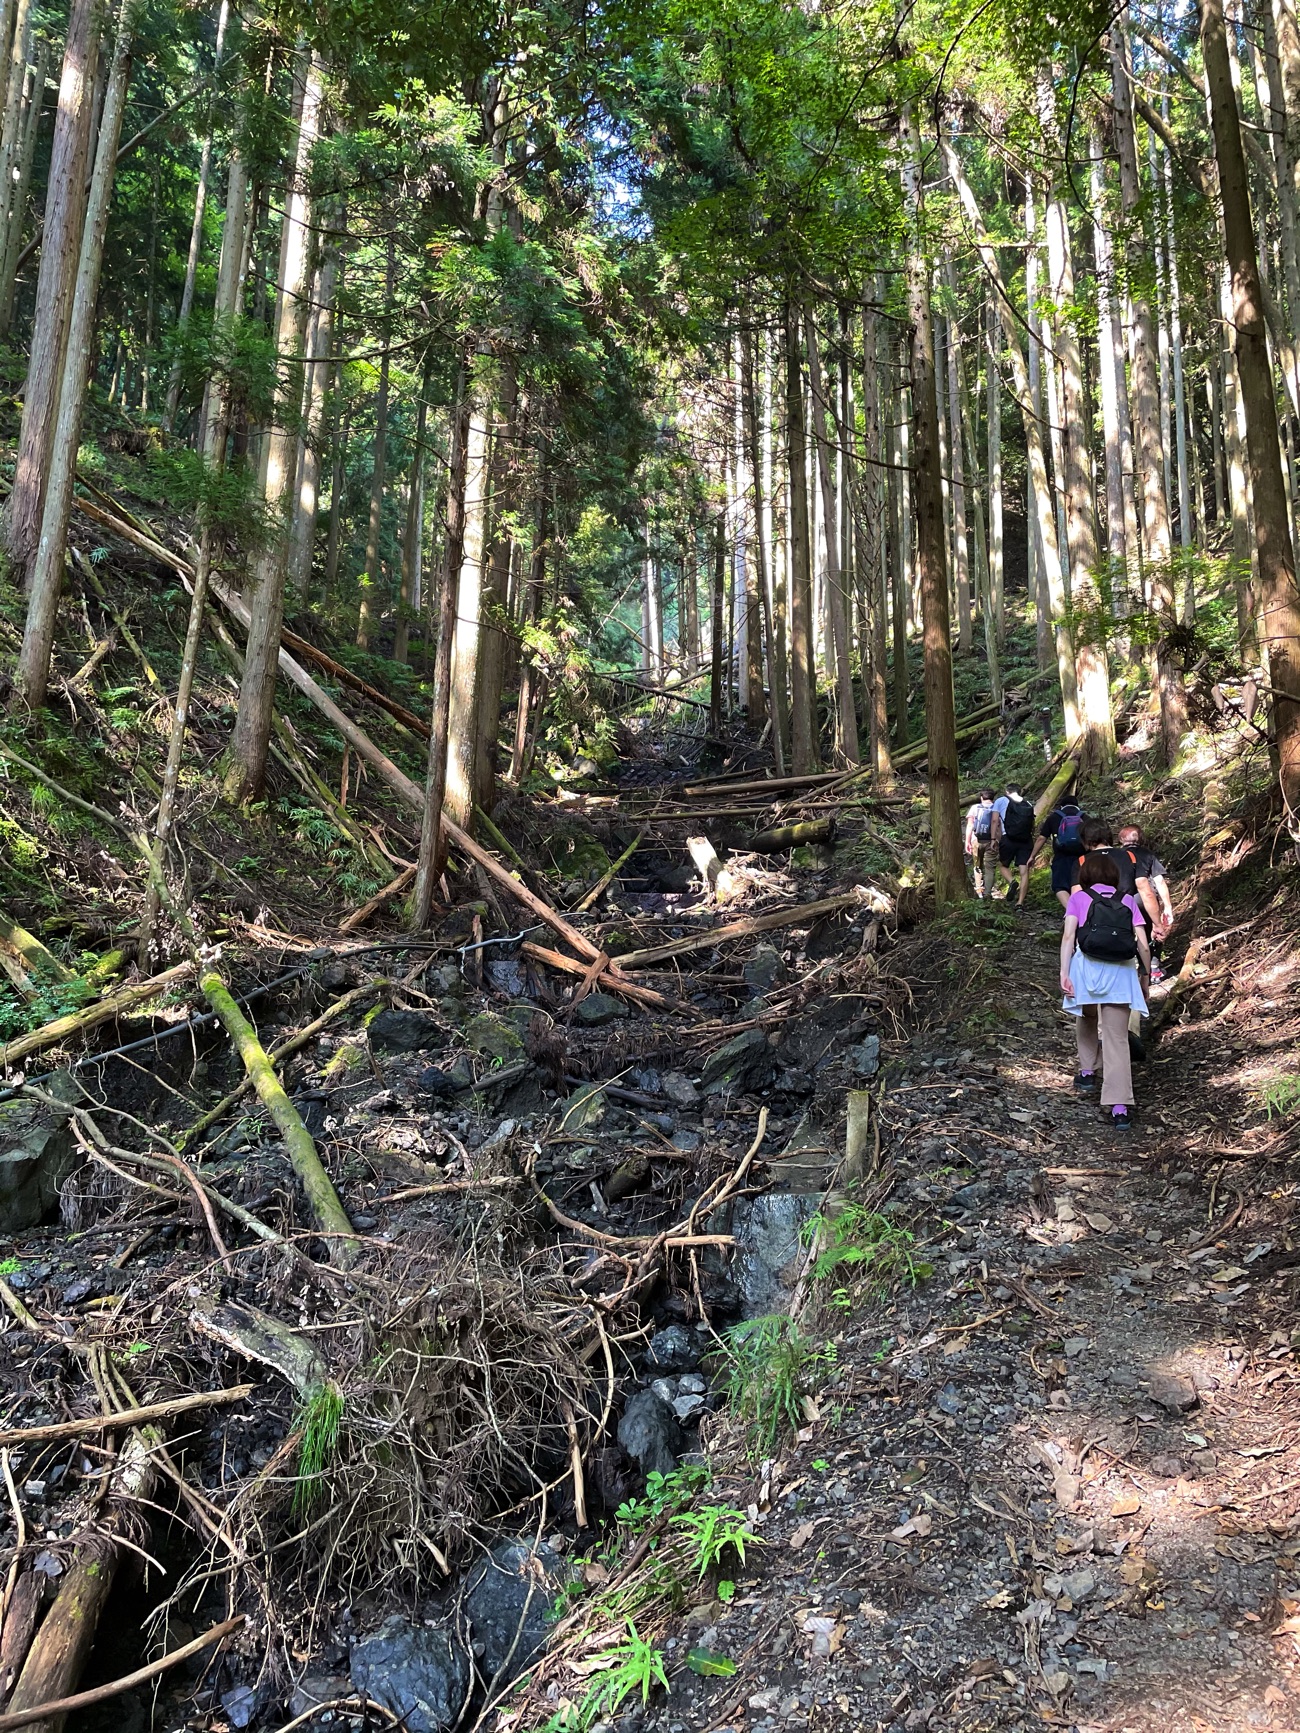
[{"left": 1076, "top": 1003, "right": 1134, "bottom": 1107}]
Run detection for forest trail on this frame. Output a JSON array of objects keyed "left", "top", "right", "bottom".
[{"left": 653, "top": 897, "right": 1300, "bottom": 1733}]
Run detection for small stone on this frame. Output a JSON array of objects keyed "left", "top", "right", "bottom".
[
  {"left": 350, "top": 1618, "right": 468, "bottom": 1733},
  {"left": 486, "top": 959, "right": 528, "bottom": 998},
  {"left": 700, "top": 1027, "right": 775, "bottom": 1097},
  {"left": 575, "top": 992, "right": 628, "bottom": 1027},
  {"left": 1146, "top": 1371, "right": 1198, "bottom": 1413},
  {"left": 743, "top": 945, "right": 787, "bottom": 997},
  {"left": 650, "top": 1377, "right": 677, "bottom": 1405},
  {"left": 351, "top": 1214, "right": 378, "bottom": 1231},
  {"left": 465, "top": 1539, "right": 569, "bottom": 1683},
  {"left": 367, "top": 1009, "right": 440, "bottom": 1053},
  {"left": 221, "top": 1687, "right": 260, "bottom": 1729},
  {"left": 561, "top": 1083, "right": 607, "bottom": 1132},
  {"left": 673, "top": 1393, "right": 705, "bottom": 1421},
  {"left": 661, "top": 1071, "right": 700, "bottom": 1108},
  {"left": 1063, "top": 1337, "right": 1090, "bottom": 1358},
  {"left": 678, "top": 1372, "right": 706, "bottom": 1395},
  {"left": 848, "top": 1035, "right": 881, "bottom": 1078},
  {"left": 1147, "top": 1454, "right": 1186, "bottom": 1478},
  {"left": 618, "top": 1389, "right": 685, "bottom": 1477},
  {"left": 464, "top": 1013, "right": 525, "bottom": 1061},
  {"left": 646, "top": 1326, "right": 700, "bottom": 1373}
]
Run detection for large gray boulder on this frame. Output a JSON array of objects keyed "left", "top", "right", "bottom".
[
  {"left": 465, "top": 1540, "right": 569, "bottom": 1683},
  {"left": 0, "top": 1073, "right": 80, "bottom": 1233},
  {"left": 349, "top": 1618, "right": 469, "bottom": 1733},
  {"left": 700, "top": 1028, "right": 774, "bottom": 1097},
  {"left": 727, "top": 1193, "right": 821, "bottom": 1316},
  {"left": 618, "top": 1389, "right": 685, "bottom": 1477}
]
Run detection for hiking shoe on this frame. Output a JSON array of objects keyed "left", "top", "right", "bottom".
[
  {"left": 1128, "top": 1031, "right": 1147, "bottom": 1063},
  {"left": 1109, "top": 1106, "right": 1133, "bottom": 1130},
  {"left": 1073, "top": 1073, "right": 1098, "bottom": 1092}
]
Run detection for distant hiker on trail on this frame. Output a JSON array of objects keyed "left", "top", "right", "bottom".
[
  {"left": 995, "top": 781, "right": 1036, "bottom": 908},
  {"left": 964, "top": 787, "right": 1001, "bottom": 899},
  {"left": 1032, "top": 792, "right": 1086, "bottom": 909},
  {"left": 1060, "top": 851, "right": 1150, "bottom": 1129},
  {"left": 1118, "top": 823, "right": 1175, "bottom": 981}
]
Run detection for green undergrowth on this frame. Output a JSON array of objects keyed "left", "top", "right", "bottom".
[
  {"left": 710, "top": 1313, "right": 835, "bottom": 1457},
  {"left": 802, "top": 1204, "right": 933, "bottom": 1311}
]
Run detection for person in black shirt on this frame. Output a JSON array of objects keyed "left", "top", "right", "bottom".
[{"left": 1119, "top": 824, "right": 1173, "bottom": 978}]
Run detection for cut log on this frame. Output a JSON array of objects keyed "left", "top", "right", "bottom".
[
  {"left": 614, "top": 890, "right": 866, "bottom": 970},
  {"left": 679, "top": 770, "right": 842, "bottom": 797},
  {"left": 686, "top": 835, "right": 737, "bottom": 901},
  {"left": 748, "top": 818, "right": 836, "bottom": 852},
  {"left": 197, "top": 968, "right": 357, "bottom": 1267},
  {"left": 0, "top": 962, "right": 194, "bottom": 1070},
  {"left": 189, "top": 1298, "right": 326, "bottom": 1396}
]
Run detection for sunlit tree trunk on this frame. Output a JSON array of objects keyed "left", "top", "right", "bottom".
[
  {"left": 17, "top": 0, "right": 140, "bottom": 710},
  {"left": 1091, "top": 130, "right": 1130, "bottom": 594},
  {"left": 0, "top": 42, "right": 47, "bottom": 338},
  {"left": 892, "top": 375, "right": 912, "bottom": 743},
  {"left": 986, "top": 295, "right": 1005, "bottom": 650},
  {"left": 287, "top": 215, "right": 341, "bottom": 608},
  {"left": 224, "top": 47, "right": 324, "bottom": 798},
  {"left": 355, "top": 237, "right": 396, "bottom": 650},
  {"left": 510, "top": 477, "right": 546, "bottom": 781},
  {"left": 393, "top": 382, "right": 427, "bottom": 667},
  {"left": 1041, "top": 83, "right": 1114, "bottom": 771},
  {"left": 903, "top": 107, "right": 964, "bottom": 904},
  {"left": 956, "top": 319, "right": 1000, "bottom": 706},
  {"left": 785, "top": 301, "right": 818, "bottom": 771},
  {"left": 474, "top": 365, "right": 518, "bottom": 812},
  {"left": 742, "top": 328, "right": 786, "bottom": 768},
  {"left": 1204, "top": 0, "right": 1300, "bottom": 810},
  {"left": 1110, "top": 8, "right": 1188, "bottom": 760},
  {"left": 942, "top": 273, "right": 973, "bottom": 655},
  {"left": 806, "top": 313, "right": 858, "bottom": 764},
  {"left": 5, "top": 0, "right": 99, "bottom": 578},
  {"left": 445, "top": 383, "right": 492, "bottom": 831},
  {"left": 1025, "top": 174, "right": 1055, "bottom": 673},
  {"left": 945, "top": 139, "right": 1080, "bottom": 741},
  {"left": 864, "top": 299, "right": 891, "bottom": 778},
  {"left": 0, "top": 0, "right": 34, "bottom": 317}
]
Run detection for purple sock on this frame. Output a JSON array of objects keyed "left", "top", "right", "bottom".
[{"left": 1111, "top": 1105, "right": 1128, "bottom": 1118}]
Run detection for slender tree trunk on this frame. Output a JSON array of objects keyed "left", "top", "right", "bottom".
[
  {"left": 892, "top": 376, "right": 911, "bottom": 743},
  {"left": 956, "top": 318, "right": 1000, "bottom": 706},
  {"left": 5, "top": 0, "right": 99, "bottom": 577},
  {"left": 943, "top": 286, "right": 974, "bottom": 654},
  {"left": 355, "top": 236, "right": 395, "bottom": 650},
  {"left": 224, "top": 47, "right": 324, "bottom": 798},
  {"left": 323, "top": 401, "right": 349, "bottom": 603},
  {"left": 903, "top": 108, "right": 964, "bottom": 905},
  {"left": 163, "top": 0, "right": 230, "bottom": 431},
  {"left": 945, "top": 140, "right": 1079, "bottom": 741},
  {"left": 474, "top": 366, "right": 517, "bottom": 812},
  {"left": 393, "top": 380, "right": 428, "bottom": 666},
  {"left": 785, "top": 301, "right": 818, "bottom": 770},
  {"left": 1159, "top": 95, "right": 1193, "bottom": 557},
  {"left": 444, "top": 381, "right": 491, "bottom": 832},
  {"left": 709, "top": 512, "right": 725, "bottom": 735},
  {"left": 864, "top": 298, "right": 891, "bottom": 776},
  {"left": 742, "top": 327, "right": 786, "bottom": 769},
  {"left": 1204, "top": 0, "right": 1300, "bottom": 810},
  {"left": 1041, "top": 86, "right": 1114, "bottom": 771},
  {"left": 510, "top": 479, "right": 546, "bottom": 781},
  {"left": 1148, "top": 125, "right": 1176, "bottom": 524},
  {"left": 287, "top": 215, "right": 341, "bottom": 607},
  {"left": 0, "top": 0, "right": 34, "bottom": 306},
  {"left": 986, "top": 294, "right": 1005, "bottom": 650},
  {"left": 1110, "top": 7, "right": 1188, "bottom": 760},
  {"left": 0, "top": 41, "right": 47, "bottom": 337},
  {"left": 1025, "top": 174, "right": 1055, "bottom": 673},
  {"left": 1091, "top": 129, "right": 1129, "bottom": 587},
  {"left": 17, "top": 0, "right": 139, "bottom": 710},
  {"left": 806, "top": 314, "right": 858, "bottom": 764}
]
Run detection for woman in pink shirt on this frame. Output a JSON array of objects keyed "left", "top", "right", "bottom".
[{"left": 1059, "top": 852, "right": 1151, "bottom": 1127}]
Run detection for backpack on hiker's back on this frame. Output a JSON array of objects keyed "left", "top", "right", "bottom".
[
  {"left": 1076, "top": 888, "right": 1138, "bottom": 962},
  {"left": 1052, "top": 802, "right": 1086, "bottom": 853},
  {"left": 1003, "top": 794, "right": 1035, "bottom": 841}
]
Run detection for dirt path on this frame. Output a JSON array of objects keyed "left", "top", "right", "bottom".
[{"left": 648, "top": 901, "right": 1300, "bottom": 1733}]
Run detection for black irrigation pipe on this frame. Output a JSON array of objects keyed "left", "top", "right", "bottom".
[{"left": 0, "top": 937, "right": 456, "bottom": 1108}]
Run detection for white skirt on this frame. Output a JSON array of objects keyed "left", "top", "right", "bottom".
[{"left": 1062, "top": 947, "right": 1148, "bottom": 1016}]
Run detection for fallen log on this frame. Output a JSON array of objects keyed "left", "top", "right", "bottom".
[
  {"left": 0, "top": 1383, "right": 255, "bottom": 1449},
  {"left": 749, "top": 818, "right": 836, "bottom": 852},
  {"left": 519, "top": 941, "right": 700, "bottom": 1017},
  {"left": 0, "top": 914, "right": 73, "bottom": 984},
  {"left": 572, "top": 826, "right": 647, "bottom": 912},
  {"left": 0, "top": 962, "right": 194, "bottom": 1070},
  {"left": 680, "top": 770, "right": 843, "bottom": 798},
  {"left": 614, "top": 890, "right": 865, "bottom": 970},
  {"left": 0, "top": 1617, "right": 244, "bottom": 1733},
  {"left": 197, "top": 968, "right": 357, "bottom": 1268}
]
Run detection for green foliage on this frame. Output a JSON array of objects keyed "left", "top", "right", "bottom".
[
  {"left": 686, "top": 1646, "right": 737, "bottom": 1676},
  {"left": 802, "top": 1205, "right": 932, "bottom": 1310},
  {"left": 671, "top": 1502, "right": 754, "bottom": 1579},
  {"left": 582, "top": 1621, "right": 669, "bottom": 1718},
  {"left": 0, "top": 974, "right": 98, "bottom": 1042},
  {"left": 711, "top": 1314, "right": 835, "bottom": 1455},
  {"left": 1259, "top": 1074, "right": 1300, "bottom": 1120},
  {"left": 0, "top": 1257, "right": 20, "bottom": 1276},
  {"left": 615, "top": 1462, "right": 711, "bottom": 1530},
  {"left": 293, "top": 1383, "right": 345, "bottom": 1514}
]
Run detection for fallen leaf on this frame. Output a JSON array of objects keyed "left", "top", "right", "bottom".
[
  {"left": 888, "top": 1512, "right": 933, "bottom": 1541},
  {"left": 1110, "top": 1493, "right": 1142, "bottom": 1517},
  {"left": 1265, "top": 1685, "right": 1287, "bottom": 1706},
  {"left": 1209, "top": 1266, "right": 1248, "bottom": 1283},
  {"left": 1119, "top": 1556, "right": 1147, "bottom": 1584},
  {"left": 1084, "top": 1212, "right": 1114, "bottom": 1232},
  {"left": 984, "top": 1587, "right": 1015, "bottom": 1609},
  {"left": 799, "top": 1613, "right": 842, "bottom": 1657},
  {"left": 583, "top": 1560, "right": 609, "bottom": 1586},
  {"left": 789, "top": 1521, "right": 817, "bottom": 1550},
  {"left": 686, "top": 1648, "right": 737, "bottom": 1678}
]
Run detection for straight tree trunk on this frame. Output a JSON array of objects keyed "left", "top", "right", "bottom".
[
  {"left": 785, "top": 301, "right": 818, "bottom": 770},
  {"left": 1041, "top": 86, "right": 1114, "bottom": 771},
  {"left": 1148, "top": 124, "right": 1176, "bottom": 523},
  {"left": 0, "top": 0, "right": 34, "bottom": 307},
  {"left": 224, "top": 48, "right": 324, "bottom": 798},
  {"left": 1025, "top": 174, "right": 1055, "bottom": 673},
  {"left": 742, "top": 327, "right": 786, "bottom": 768},
  {"left": 1091, "top": 130, "right": 1130, "bottom": 583},
  {"left": 323, "top": 402, "right": 349, "bottom": 602},
  {"left": 943, "top": 287, "right": 974, "bottom": 654},
  {"left": 892, "top": 376, "right": 912, "bottom": 742},
  {"left": 805, "top": 314, "right": 859, "bottom": 764},
  {"left": 945, "top": 140, "right": 1080, "bottom": 740},
  {"left": 1203, "top": 0, "right": 1300, "bottom": 810},
  {"left": 864, "top": 298, "right": 891, "bottom": 776},
  {"left": 1159, "top": 96, "right": 1193, "bottom": 557},
  {"left": 411, "top": 376, "right": 469, "bottom": 922},
  {"left": 393, "top": 380, "right": 428, "bottom": 666},
  {"left": 286, "top": 215, "right": 341, "bottom": 606},
  {"left": 1110, "top": 8, "right": 1188, "bottom": 760},
  {"left": 5, "top": 0, "right": 99, "bottom": 577},
  {"left": 163, "top": 0, "right": 230, "bottom": 431},
  {"left": 355, "top": 236, "right": 395, "bottom": 650},
  {"left": 986, "top": 294, "right": 1005, "bottom": 649},
  {"left": 709, "top": 512, "right": 725, "bottom": 735},
  {"left": 509, "top": 480, "right": 546, "bottom": 781},
  {"left": 16, "top": 0, "right": 139, "bottom": 710},
  {"left": 679, "top": 525, "right": 699, "bottom": 665},
  {"left": 0, "top": 41, "right": 47, "bottom": 337},
  {"left": 903, "top": 108, "right": 964, "bottom": 905},
  {"left": 956, "top": 319, "right": 1000, "bottom": 706},
  {"left": 444, "top": 383, "right": 492, "bottom": 831},
  {"left": 474, "top": 360, "right": 518, "bottom": 813}
]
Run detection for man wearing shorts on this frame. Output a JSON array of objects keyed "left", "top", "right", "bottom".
[
  {"left": 996, "top": 782, "right": 1036, "bottom": 907},
  {"left": 1031, "top": 794, "right": 1086, "bottom": 909}
]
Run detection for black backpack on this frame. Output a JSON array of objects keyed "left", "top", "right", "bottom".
[
  {"left": 1003, "top": 795, "right": 1035, "bottom": 841},
  {"left": 1077, "top": 889, "right": 1138, "bottom": 962}
]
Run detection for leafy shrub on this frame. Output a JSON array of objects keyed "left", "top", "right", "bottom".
[
  {"left": 802, "top": 1204, "right": 932, "bottom": 1310},
  {"left": 711, "top": 1314, "right": 835, "bottom": 1455}
]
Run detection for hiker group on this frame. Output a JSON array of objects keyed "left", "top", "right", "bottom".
[{"left": 965, "top": 785, "right": 1175, "bottom": 1130}]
